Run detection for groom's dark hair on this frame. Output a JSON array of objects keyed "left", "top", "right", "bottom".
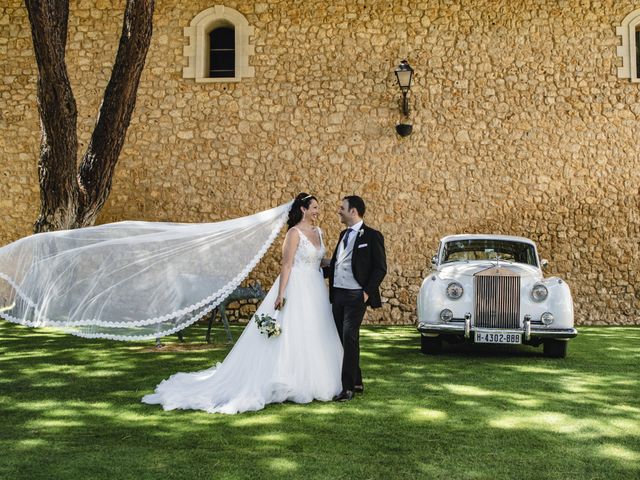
[{"left": 343, "top": 195, "right": 366, "bottom": 217}]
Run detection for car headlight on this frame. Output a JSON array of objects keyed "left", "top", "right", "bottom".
[
  {"left": 446, "top": 282, "right": 464, "bottom": 299},
  {"left": 440, "top": 309, "right": 453, "bottom": 322},
  {"left": 541, "top": 312, "right": 554, "bottom": 325},
  {"left": 531, "top": 283, "right": 548, "bottom": 302}
]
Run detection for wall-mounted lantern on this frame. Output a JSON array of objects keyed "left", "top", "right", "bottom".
[{"left": 394, "top": 60, "right": 414, "bottom": 137}]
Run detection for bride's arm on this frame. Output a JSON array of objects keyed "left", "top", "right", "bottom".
[{"left": 274, "top": 228, "right": 299, "bottom": 310}]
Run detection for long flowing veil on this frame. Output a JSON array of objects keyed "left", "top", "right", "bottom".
[{"left": 0, "top": 201, "right": 293, "bottom": 341}]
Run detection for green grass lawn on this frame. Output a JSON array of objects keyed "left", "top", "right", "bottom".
[{"left": 0, "top": 321, "right": 638, "bottom": 480}]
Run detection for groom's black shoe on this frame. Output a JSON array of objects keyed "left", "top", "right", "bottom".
[
  {"left": 332, "top": 390, "right": 354, "bottom": 402},
  {"left": 354, "top": 385, "right": 364, "bottom": 394}
]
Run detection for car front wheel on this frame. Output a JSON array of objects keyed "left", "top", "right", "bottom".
[
  {"left": 420, "top": 335, "right": 442, "bottom": 355},
  {"left": 543, "top": 339, "right": 568, "bottom": 358}
]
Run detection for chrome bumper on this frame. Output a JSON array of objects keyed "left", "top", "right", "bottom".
[{"left": 417, "top": 319, "right": 578, "bottom": 341}]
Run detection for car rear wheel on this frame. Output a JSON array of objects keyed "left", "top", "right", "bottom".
[
  {"left": 420, "top": 335, "right": 442, "bottom": 355},
  {"left": 543, "top": 339, "right": 568, "bottom": 358}
]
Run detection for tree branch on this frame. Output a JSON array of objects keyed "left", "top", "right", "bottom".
[{"left": 77, "top": 0, "right": 155, "bottom": 225}]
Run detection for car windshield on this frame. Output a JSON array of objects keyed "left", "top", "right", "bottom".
[{"left": 441, "top": 239, "right": 538, "bottom": 266}]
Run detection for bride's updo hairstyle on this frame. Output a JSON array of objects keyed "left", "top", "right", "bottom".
[{"left": 287, "top": 192, "right": 317, "bottom": 230}]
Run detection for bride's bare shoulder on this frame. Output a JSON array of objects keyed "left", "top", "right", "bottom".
[{"left": 284, "top": 227, "right": 301, "bottom": 242}]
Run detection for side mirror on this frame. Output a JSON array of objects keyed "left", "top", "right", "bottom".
[
  {"left": 540, "top": 259, "right": 549, "bottom": 270},
  {"left": 431, "top": 255, "right": 438, "bottom": 268}
]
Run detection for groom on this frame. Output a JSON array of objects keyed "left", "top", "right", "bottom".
[{"left": 324, "top": 195, "right": 387, "bottom": 402}]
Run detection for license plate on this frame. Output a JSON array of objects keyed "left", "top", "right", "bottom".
[{"left": 475, "top": 331, "right": 522, "bottom": 344}]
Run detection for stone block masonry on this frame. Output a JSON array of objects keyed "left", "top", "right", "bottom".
[{"left": 1, "top": 1, "right": 638, "bottom": 325}]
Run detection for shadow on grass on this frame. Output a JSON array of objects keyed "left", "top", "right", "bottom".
[{"left": 0, "top": 322, "right": 639, "bottom": 480}]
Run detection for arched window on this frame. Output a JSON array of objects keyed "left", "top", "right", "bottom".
[
  {"left": 616, "top": 9, "right": 640, "bottom": 82},
  {"left": 209, "top": 25, "right": 235, "bottom": 78},
  {"left": 184, "top": 6, "right": 255, "bottom": 83}
]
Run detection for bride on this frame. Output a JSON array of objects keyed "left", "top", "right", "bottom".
[{"left": 142, "top": 193, "right": 343, "bottom": 414}]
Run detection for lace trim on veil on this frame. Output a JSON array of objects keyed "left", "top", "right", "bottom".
[
  {"left": 71, "top": 212, "right": 287, "bottom": 341},
  {"left": 0, "top": 201, "right": 291, "bottom": 341}
]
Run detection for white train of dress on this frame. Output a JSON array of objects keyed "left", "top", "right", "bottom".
[{"left": 142, "top": 227, "right": 343, "bottom": 414}]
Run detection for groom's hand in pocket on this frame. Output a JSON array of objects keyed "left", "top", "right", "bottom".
[{"left": 363, "top": 291, "right": 369, "bottom": 303}]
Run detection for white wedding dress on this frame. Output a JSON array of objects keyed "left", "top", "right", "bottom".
[{"left": 142, "top": 227, "right": 343, "bottom": 414}]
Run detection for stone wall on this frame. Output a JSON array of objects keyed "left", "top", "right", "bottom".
[{"left": 1, "top": 0, "right": 638, "bottom": 325}]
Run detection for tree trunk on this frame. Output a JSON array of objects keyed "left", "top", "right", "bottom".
[
  {"left": 25, "top": 1, "right": 80, "bottom": 232},
  {"left": 25, "top": 0, "right": 155, "bottom": 233}
]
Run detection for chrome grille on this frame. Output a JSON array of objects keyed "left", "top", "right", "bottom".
[{"left": 474, "top": 269, "right": 520, "bottom": 329}]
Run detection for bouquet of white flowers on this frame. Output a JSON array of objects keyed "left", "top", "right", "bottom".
[{"left": 253, "top": 309, "right": 282, "bottom": 338}]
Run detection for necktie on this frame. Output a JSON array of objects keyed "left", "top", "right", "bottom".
[{"left": 342, "top": 228, "right": 352, "bottom": 249}]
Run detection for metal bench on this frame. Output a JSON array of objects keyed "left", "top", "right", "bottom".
[
  {"left": 155, "top": 281, "right": 266, "bottom": 347},
  {"left": 205, "top": 281, "right": 266, "bottom": 343}
]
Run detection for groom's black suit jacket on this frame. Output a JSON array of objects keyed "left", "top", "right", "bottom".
[{"left": 323, "top": 224, "right": 387, "bottom": 309}]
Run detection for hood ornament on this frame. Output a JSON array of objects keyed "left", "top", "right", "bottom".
[{"left": 475, "top": 254, "right": 519, "bottom": 277}]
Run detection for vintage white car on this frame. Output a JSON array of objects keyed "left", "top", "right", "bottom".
[{"left": 417, "top": 234, "right": 577, "bottom": 358}]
